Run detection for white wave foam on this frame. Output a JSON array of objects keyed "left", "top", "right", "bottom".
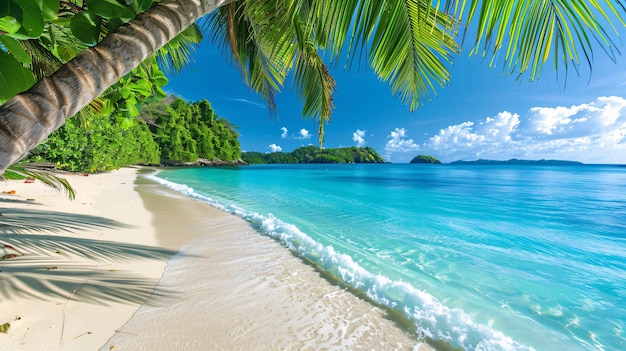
[{"left": 146, "top": 173, "right": 536, "bottom": 351}]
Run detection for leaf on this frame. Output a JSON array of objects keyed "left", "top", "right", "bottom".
[
  {"left": 0, "top": 16, "right": 20, "bottom": 34},
  {"left": 105, "top": 17, "right": 124, "bottom": 32},
  {"left": 12, "top": 0, "right": 45, "bottom": 39},
  {"left": 86, "top": 0, "right": 135, "bottom": 20},
  {"left": 118, "top": 117, "right": 135, "bottom": 129},
  {"left": 5, "top": 165, "right": 76, "bottom": 200},
  {"left": 0, "top": 0, "right": 20, "bottom": 34},
  {"left": 120, "top": 86, "right": 131, "bottom": 99},
  {"left": 151, "top": 69, "right": 168, "bottom": 86},
  {"left": 0, "top": 322, "right": 10, "bottom": 334},
  {"left": 70, "top": 11, "right": 101, "bottom": 45},
  {"left": 55, "top": 43, "right": 76, "bottom": 61},
  {"left": 0, "top": 35, "right": 31, "bottom": 64},
  {"left": 125, "top": 98, "right": 139, "bottom": 117},
  {"left": 130, "top": 78, "right": 153, "bottom": 96},
  {"left": 100, "top": 99, "right": 115, "bottom": 116},
  {"left": 37, "top": 0, "right": 60, "bottom": 21},
  {"left": 135, "top": 0, "right": 154, "bottom": 12},
  {"left": 0, "top": 50, "right": 36, "bottom": 104},
  {"left": 154, "top": 85, "right": 166, "bottom": 99}
]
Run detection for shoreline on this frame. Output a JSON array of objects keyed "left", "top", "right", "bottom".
[{"left": 1, "top": 167, "right": 431, "bottom": 350}]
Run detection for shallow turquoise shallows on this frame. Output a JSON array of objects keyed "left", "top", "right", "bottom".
[{"left": 152, "top": 164, "right": 625, "bottom": 351}]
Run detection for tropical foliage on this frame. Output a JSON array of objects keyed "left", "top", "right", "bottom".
[
  {"left": 25, "top": 96, "right": 242, "bottom": 171},
  {"left": 0, "top": 0, "right": 624, "bottom": 174},
  {"left": 143, "top": 96, "right": 242, "bottom": 164},
  {"left": 242, "top": 146, "right": 385, "bottom": 164},
  {"left": 0, "top": 0, "right": 205, "bottom": 173},
  {"left": 26, "top": 114, "right": 160, "bottom": 172}
]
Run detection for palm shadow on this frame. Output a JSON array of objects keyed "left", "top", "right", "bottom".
[{"left": 0, "top": 208, "right": 179, "bottom": 305}]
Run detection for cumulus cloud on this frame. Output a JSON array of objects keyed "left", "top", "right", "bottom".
[
  {"left": 383, "top": 128, "right": 421, "bottom": 162},
  {"left": 421, "top": 96, "right": 626, "bottom": 163},
  {"left": 280, "top": 127, "right": 312, "bottom": 140},
  {"left": 298, "top": 128, "right": 312, "bottom": 139},
  {"left": 268, "top": 144, "right": 282, "bottom": 153},
  {"left": 385, "top": 128, "right": 420, "bottom": 156},
  {"left": 353, "top": 129, "right": 366, "bottom": 146}
]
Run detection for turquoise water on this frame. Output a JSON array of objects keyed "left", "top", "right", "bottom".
[{"left": 151, "top": 164, "right": 625, "bottom": 351}]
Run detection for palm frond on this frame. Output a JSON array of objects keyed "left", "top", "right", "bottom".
[
  {"left": 156, "top": 23, "right": 204, "bottom": 75},
  {"left": 450, "top": 0, "right": 625, "bottom": 81},
  {"left": 4, "top": 165, "right": 76, "bottom": 200},
  {"left": 230, "top": 0, "right": 337, "bottom": 148},
  {"left": 290, "top": 14, "right": 336, "bottom": 149},
  {"left": 310, "top": 0, "right": 460, "bottom": 111},
  {"left": 204, "top": 1, "right": 291, "bottom": 115}
]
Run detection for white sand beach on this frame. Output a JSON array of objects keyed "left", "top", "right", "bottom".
[{"left": 0, "top": 167, "right": 432, "bottom": 350}]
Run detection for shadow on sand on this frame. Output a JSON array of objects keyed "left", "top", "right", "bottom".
[{"left": 0, "top": 207, "right": 178, "bottom": 306}]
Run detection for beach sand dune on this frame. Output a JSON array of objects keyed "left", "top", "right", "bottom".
[{"left": 1, "top": 168, "right": 431, "bottom": 350}]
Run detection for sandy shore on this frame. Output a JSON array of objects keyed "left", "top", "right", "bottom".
[
  {"left": 1, "top": 168, "right": 432, "bottom": 350},
  {"left": 0, "top": 167, "right": 172, "bottom": 350}
]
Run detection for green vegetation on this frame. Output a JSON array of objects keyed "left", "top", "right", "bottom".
[
  {"left": 144, "top": 97, "right": 241, "bottom": 165},
  {"left": 242, "top": 146, "right": 385, "bottom": 164},
  {"left": 28, "top": 114, "right": 160, "bottom": 172},
  {"left": 26, "top": 97, "right": 241, "bottom": 172},
  {"left": 410, "top": 155, "right": 441, "bottom": 164},
  {"left": 3, "top": 1, "right": 624, "bottom": 175}
]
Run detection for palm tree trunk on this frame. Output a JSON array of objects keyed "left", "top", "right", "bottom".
[{"left": 0, "top": 0, "right": 234, "bottom": 174}]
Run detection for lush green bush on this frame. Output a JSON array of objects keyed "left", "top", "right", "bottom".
[
  {"left": 28, "top": 115, "right": 160, "bottom": 172},
  {"left": 27, "top": 96, "right": 241, "bottom": 171}
]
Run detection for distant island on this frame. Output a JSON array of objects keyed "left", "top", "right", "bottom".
[
  {"left": 242, "top": 146, "right": 385, "bottom": 164},
  {"left": 450, "top": 159, "right": 584, "bottom": 165},
  {"left": 410, "top": 155, "right": 441, "bottom": 164}
]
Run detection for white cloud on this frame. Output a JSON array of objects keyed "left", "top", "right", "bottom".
[
  {"left": 353, "top": 129, "right": 366, "bottom": 146},
  {"left": 421, "top": 96, "right": 626, "bottom": 164},
  {"left": 385, "top": 128, "right": 420, "bottom": 162},
  {"left": 268, "top": 144, "right": 282, "bottom": 153},
  {"left": 298, "top": 128, "right": 311, "bottom": 140},
  {"left": 280, "top": 127, "right": 312, "bottom": 140}
]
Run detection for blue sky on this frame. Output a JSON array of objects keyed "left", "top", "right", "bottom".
[{"left": 164, "top": 30, "right": 626, "bottom": 164}]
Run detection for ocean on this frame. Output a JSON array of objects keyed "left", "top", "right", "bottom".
[{"left": 149, "top": 163, "right": 625, "bottom": 351}]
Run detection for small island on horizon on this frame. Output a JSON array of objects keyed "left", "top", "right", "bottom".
[{"left": 450, "top": 159, "right": 584, "bottom": 165}]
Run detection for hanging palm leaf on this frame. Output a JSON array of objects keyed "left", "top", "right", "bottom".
[{"left": 3, "top": 165, "right": 76, "bottom": 200}]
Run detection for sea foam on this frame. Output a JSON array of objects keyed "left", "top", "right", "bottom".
[{"left": 147, "top": 173, "right": 536, "bottom": 351}]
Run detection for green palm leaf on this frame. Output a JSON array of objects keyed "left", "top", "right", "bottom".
[
  {"left": 204, "top": 1, "right": 290, "bottom": 114},
  {"left": 3, "top": 165, "right": 76, "bottom": 200},
  {"left": 310, "top": 0, "right": 460, "bottom": 111},
  {"left": 156, "top": 23, "right": 204, "bottom": 75},
  {"left": 454, "top": 0, "right": 625, "bottom": 80}
]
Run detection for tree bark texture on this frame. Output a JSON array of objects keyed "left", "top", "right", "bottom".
[{"left": 0, "top": 0, "right": 233, "bottom": 173}]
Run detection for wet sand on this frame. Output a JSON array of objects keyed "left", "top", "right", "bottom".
[{"left": 1, "top": 168, "right": 433, "bottom": 350}]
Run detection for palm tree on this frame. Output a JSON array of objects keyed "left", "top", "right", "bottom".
[{"left": 0, "top": 0, "right": 623, "bottom": 174}]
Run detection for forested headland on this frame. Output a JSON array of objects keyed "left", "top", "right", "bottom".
[
  {"left": 242, "top": 146, "right": 385, "bottom": 164},
  {"left": 26, "top": 97, "right": 242, "bottom": 172},
  {"left": 25, "top": 94, "right": 386, "bottom": 172}
]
